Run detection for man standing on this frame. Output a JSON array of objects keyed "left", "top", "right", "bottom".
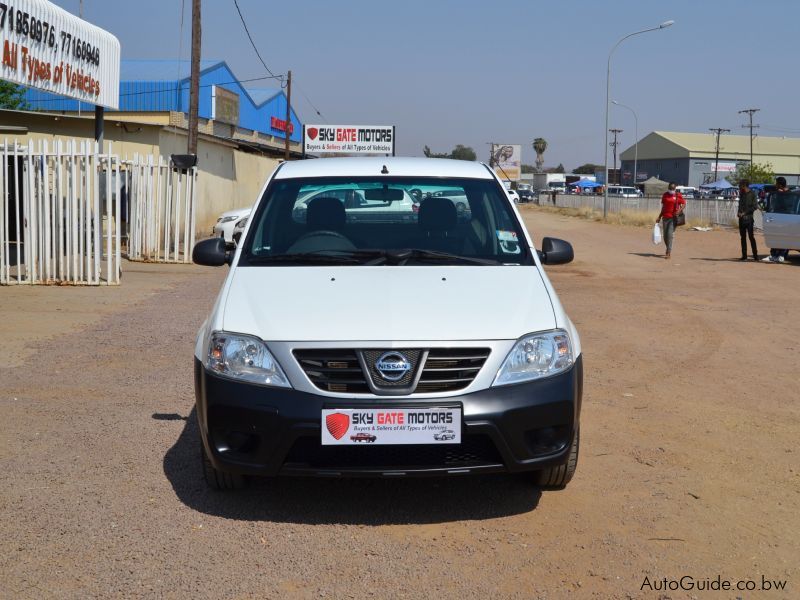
[
  {"left": 762, "top": 176, "right": 790, "bottom": 263},
  {"left": 737, "top": 179, "right": 759, "bottom": 261}
]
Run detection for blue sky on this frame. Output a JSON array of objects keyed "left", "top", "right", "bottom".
[{"left": 53, "top": 0, "right": 800, "bottom": 169}]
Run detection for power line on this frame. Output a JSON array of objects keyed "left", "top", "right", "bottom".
[
  {"left": 231, "top": 0, "right": 282, "bottom": 83},
  {"left": 738, "top": 108, "right": 760, "bottom": 166},
  {"left": 294, "top": 82, "right": 326, "bottom": 122},
  {"left": 24, "top": 75, "right": 285, "bottom": 104},
  {"left": 709, "top": 128, "right": 730, "bottom": 182}
]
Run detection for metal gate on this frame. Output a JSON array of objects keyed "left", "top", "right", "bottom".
[
  {"left": 126, "top": 154, "right": 197, "bottom": 263},
  {"left": 1, "top": 139, "right": 122, "bottom": 285}
]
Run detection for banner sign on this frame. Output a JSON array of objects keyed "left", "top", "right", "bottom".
[
  {"left": 211, "top": 86, "right": 239, "bottom": 125},
  {"left": 491, "top": 144, "right": 522, "bottom": 181},
  {"left": 304, "top": 124, "right": 395, "bottom": 155},
  {"left": 0, "top": 0, "right": 120, "bottom": 108}
]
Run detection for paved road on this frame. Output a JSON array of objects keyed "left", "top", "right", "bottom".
[{"left": 1, "top": 211, "right": 797, "bottom": 598}]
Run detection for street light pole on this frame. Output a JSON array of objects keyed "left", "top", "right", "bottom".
[
  {"left": 604, "top": 20, "right": 674, "bottom": 218},
  {"left": 613, "top": 100, "right": 638, "bottom": 187}
]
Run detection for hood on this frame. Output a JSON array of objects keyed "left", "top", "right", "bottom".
[{"left": 222, "top": 266, "right": 556, "bottom": 342}]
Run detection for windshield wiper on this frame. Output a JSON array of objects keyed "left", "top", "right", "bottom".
[
  {"left": 245, "top": 252, "right": 364, "bottom": 265},
  {"left": 390, "top": 249, "right": 500, "bottom": 265}
]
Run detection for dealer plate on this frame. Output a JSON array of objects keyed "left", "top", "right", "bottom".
[{"left": 321, "top": 408, "right": 461, "bottom": 445}]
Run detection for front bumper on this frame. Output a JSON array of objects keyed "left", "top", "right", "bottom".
[{"left": 195, "top": 355, "right": 583, "bottom": 478}]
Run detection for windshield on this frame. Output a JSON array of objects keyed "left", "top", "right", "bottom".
[{"left": 239, "top": 176, "right": 531, "bottom": 266}]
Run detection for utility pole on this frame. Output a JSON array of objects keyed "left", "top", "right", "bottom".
[
  {"left": 284, "top": 70, "right": 292, "bottom": 161},
  {"left": 709, "top": 128, "right": 730, "bottom": 182},
  {"left": 187, "top": 0, "right": 201, "bottom": 156},
  {"left": 738, "top": 108, "right": 760, "bottom": 167},
  {"left": 609, "top": 128, "right": 623, "bottom": 184}
]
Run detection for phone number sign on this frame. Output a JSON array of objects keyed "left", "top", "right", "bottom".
[{"left": 0, "top": 0, "right": 120, "bottom": 108}]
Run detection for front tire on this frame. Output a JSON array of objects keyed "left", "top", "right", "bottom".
[
  {"left": 534, "top": 429, "right": 579, "bottom": 490},
  {"left": 201, "top": 441, "right": 246, "bottom": 490}
]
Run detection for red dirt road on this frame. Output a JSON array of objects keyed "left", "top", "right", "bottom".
[{"left": 1, "top": 209, "right": 797, "bottom": 598}]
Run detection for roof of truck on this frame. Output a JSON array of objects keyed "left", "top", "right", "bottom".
[{"left": 275, "top": 157, "right": 495, "bottom": 180}]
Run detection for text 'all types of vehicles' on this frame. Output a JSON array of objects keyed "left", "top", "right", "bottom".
[{"left": 193, "top": 157, "right": 583, "bottom": 491}]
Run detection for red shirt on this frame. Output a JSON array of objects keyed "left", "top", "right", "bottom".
[{"left": 660, "top": 192, "right": 686, "bottom": 218}]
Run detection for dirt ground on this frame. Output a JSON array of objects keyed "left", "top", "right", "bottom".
[{"left": 1, "top": 209, "right": 798, "bottom": 599}]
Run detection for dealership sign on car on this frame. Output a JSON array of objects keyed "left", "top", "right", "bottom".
[
  {"left": 321, "top": 408, "right": 461, "bottom": 445},
  {"left": 303, "top": 124, "right": 395, "bottom": 156},
  {"left": 0, "top": 0, "right": 120, "bottom": 108}
]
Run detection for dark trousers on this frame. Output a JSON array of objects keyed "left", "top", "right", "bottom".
[{"left": 739, "top": 217, "right": 758, "bottom": 258}]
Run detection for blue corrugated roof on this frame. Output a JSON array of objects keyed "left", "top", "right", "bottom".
[
  {"left": 245, "top": 88, "right": 282, "bottom": 105},
  {"left": 120, "top": 59, "right": 221, "bottom": 81}
]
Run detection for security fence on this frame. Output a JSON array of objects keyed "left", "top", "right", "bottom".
[
  {"left": 546, "top": 193, "right": 762, "bottom": 229},
  {"left": 1, "top": 139, "right": 122, "bottom": 285},
  {"left": 125, "top": 155, "right": 197, "bottom": 263}
]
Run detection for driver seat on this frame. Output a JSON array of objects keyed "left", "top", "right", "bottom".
[{"left": 306, "top": 197, "right": 346, "bottom": 231}]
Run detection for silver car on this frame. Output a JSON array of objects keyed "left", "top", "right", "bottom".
[{"left": 763, "top": 191, "right": 800, "bottom": 253}]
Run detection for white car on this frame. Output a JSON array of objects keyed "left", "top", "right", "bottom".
[
  {"left": 191, "top": 157, "right": 583, "bottom": 490},
  {"left": 231, "top": 216, "right": 248, "bottom": 246},
  {"left": 507, "top": 189, "right": 520, "bottom": 203},
  {"left": 763, "top": 191, "right": 800, "bottom": 254},
  {"left": 213, "top": 207, "right": 251, "bottom": 246},
  {"left": 606, "top": 185, "right": 640, "bottom": 198}
]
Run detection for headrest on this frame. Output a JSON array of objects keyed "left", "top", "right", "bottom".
[
  {"left": 306, "top": 197, "right": 345, "bottom": 230},
  {"left": 419, "top": 197, "right": 457, "bottom": 232}
]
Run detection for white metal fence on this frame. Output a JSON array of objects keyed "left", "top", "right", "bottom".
[
  {"left": 1, "top": 139, "right": 122, "bottom": 285},
  {"left": 126, "top": 155, "right": 197, "bottom": 263},
  {"left": 547, "top": 193, "right": 762, "bottom": 229}
]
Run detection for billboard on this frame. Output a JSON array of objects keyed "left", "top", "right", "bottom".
[
  {"left": 304, "top": 125, "right": 395, "bottom": 155},
  {"left": 211, "top": 86, "right": 239, "bottom": 125},
  {"left": 492, "top": 144, "right": 521, "bottom": 181},
  {"left": 0, "top": 0, "right": 121, "bottom": 108}
]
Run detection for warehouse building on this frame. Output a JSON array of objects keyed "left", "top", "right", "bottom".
[{"left": 619, "top": 131, "right": 800, "bottom": 187}]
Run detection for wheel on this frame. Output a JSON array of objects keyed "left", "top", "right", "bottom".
[
  {"left": 533, "top": 429, "right": 579, "bottom": 490},
  {"left": 201, "top": 441, "right": 246, "bottom": 490}
]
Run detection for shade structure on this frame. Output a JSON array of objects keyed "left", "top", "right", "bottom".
[
  {"left": 571, "top": 179, "right": 602, "bottom": 188},
  {"left": 700, "top": 178, "right": 734, "bottom": 190}
]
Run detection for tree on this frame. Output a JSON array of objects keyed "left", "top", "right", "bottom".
[
  {"left": 545, "top": 163, "right": 565, "bottom": 174},
  {"left": 532, "top": 138, "right": 547, "bottom": 172},
  {"left": 573, "top": 163, "right": 602, "bottom": 175},
  {"left": 423, "top": 144, "right": 477, "bottom": 161},
  {"left": 450, "top": 144, "right": 477, "bottom": 161},
  {"left": 521, "top": 164, "right": 537, "bottom": 174},
  {"left": 726, "top": 162, "right": 775, "bottom": 185},
  {"left": 0, "top": 82, "right": 27, "bottom": 110}
]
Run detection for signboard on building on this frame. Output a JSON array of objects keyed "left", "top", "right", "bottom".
[
  {"left": 212, "top": 86, "right": 239, "bottom": 125},
  {"left": 0, "top": 0, "right": 120, "bottom": 108},
  {"left": 491, "top": 144, "right": 521, "bottom": 181},
  {"left": 270, "top": 115, "right": 293, "bottom": 135},
  {"left": 713, "top": 162, "right": 737, "bottom": 173},
  {"left": 303, "top": 124, "right": 395, "bottom": 155}
]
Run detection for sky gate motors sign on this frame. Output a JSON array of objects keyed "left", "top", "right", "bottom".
[
  {"left": 304, "top": 124, "right": 395, "bottom": 155},
  {"left": 0, "top": 0, "right": 120, "bottom": 109}
]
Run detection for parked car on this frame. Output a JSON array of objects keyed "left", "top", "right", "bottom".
[
  {"left": 507, "top": 189, "right": 520, "bottom": 203},
  {"left": 676, "top": 186, "right": 697, "bottom": 199},
  {"left": 763, "top": 191, "right": 800, "bottom": 255},
  {"left": 517, "top": 188, "right": 535, "bottom": 203},
  {"left": 213, "top": 207, "right": 251, "bottom": 246},
  {"left": 231, "top": 216, "right": 248, "bottom": 246},
  {"left": 434, "top": 430, "right": 457, "bottom": 441},
  {"left": 606, "top": 185, "right": 640, "bottom": 198},
  {"left": 192, "top": 156, "right": 582, "bottom": 491}
]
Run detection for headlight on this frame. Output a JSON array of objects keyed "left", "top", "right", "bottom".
[
  {"left": 493, "top": 330, "right": 573, "bottom": 386},
  {"left": 235, "top": 217, "right": 248, "bottom": 228},
  {"left": 206, "top": 332, "right": 291, "bottom": 388},
  {"left": 220, "top": 215, "right": 239, "bottom": 223}
]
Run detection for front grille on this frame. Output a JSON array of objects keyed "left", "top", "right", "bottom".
[
  {"left": 294, "top": 347, "right": 491, "bottom": 395},
  {"left": 283, "top": 435, "right": 503, "bottom": 470},
  {"left": 417, "top": 348, "right": 491, "bottom": 393},
  {"left": 293, "top": 349, "right": 370, "bottom": 394}
]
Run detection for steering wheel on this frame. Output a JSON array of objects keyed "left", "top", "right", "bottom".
[{"left": 287, "top": 230, "right": 356, "bottom": 253}]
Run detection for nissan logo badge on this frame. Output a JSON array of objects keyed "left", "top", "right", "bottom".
[{"left": 375, "top": 352, "right": 411, "bottom": 382}]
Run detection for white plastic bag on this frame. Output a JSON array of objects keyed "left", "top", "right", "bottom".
[{"left": 652, "top": 222, "right": 662, "bottom": 245}]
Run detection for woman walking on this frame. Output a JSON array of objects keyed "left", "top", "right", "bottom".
[{"left": 655, "top": 183, "right": 686, "bottom": 259}]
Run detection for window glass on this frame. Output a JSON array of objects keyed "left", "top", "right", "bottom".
[
  {"left": 769, "top": 192, "right": 800, "bottom": 215},
  {"left": 242, "top": 177, "right": 531, "bottom": 266}
]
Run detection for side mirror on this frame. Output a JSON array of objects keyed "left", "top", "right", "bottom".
[
  {"left": 540, "top": 237, "right": 574, "bottom": 265},
  {"left": 192, "top": 238, "right": 229, "bottom": 266}
]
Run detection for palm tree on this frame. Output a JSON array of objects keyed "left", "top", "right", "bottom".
[{"left": 532, "top": 138, "right": 548, "bottom": 172}]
